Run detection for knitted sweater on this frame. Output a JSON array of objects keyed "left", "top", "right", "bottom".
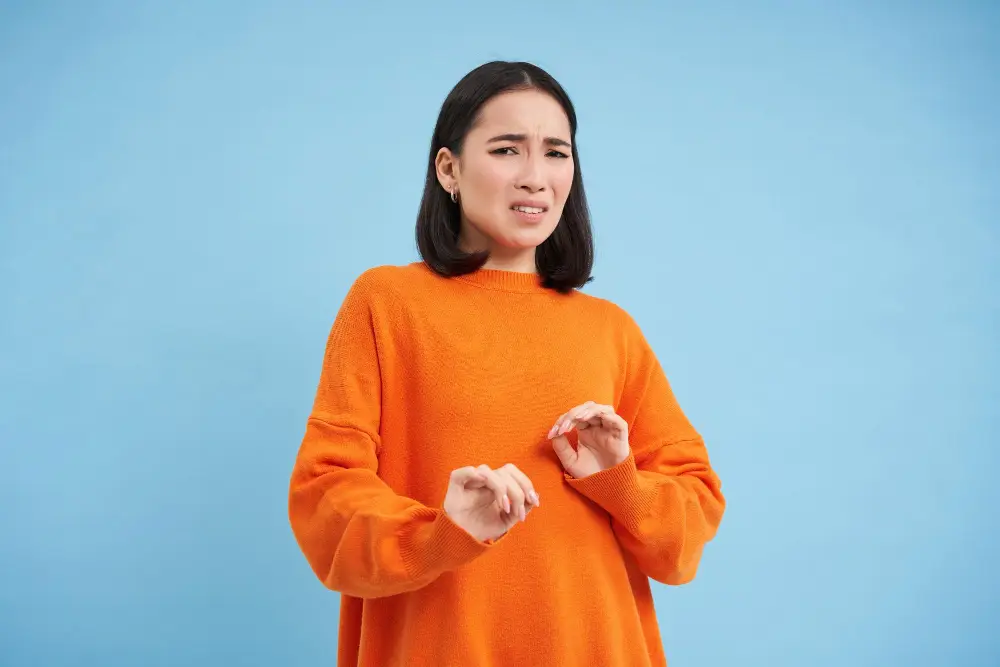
[{"left": 288, "top": 262, "right": 725, "bottom": 666}]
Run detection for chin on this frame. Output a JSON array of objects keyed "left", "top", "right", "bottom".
[
  {"left": 498, "top": 230, "right": 554, "bottom": 250},
  {"left": 500, "top": 223, "right": 559, "bottom": 247}
]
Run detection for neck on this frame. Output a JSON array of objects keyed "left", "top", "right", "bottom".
[{"left": 480, "top": 247, "right": 537, "bottom": 273}]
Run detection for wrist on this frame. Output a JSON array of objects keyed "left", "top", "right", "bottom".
[
  {"left": 442, "top": 508, "right": 494, "bottom": 544},
  {"left": 601, "top": 445, "right": 629, "bottom": 471}
]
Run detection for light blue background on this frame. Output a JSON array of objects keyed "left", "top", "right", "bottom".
[{"left": 2, "top": 1, "right": 997, "bottom": 665}]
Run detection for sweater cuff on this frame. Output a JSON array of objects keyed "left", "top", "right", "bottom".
[
  {"left": 565, "top": 452, "right": 646, "bottom": 529},
  {"left": 400, "top": 508, "right": 492, "bottom": 579}
]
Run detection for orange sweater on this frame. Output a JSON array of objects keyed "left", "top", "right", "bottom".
[{"left": 288, "top": 262, "right": 725, "bottom": 666}]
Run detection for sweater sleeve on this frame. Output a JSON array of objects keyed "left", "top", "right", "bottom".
[
  {"left": 565, "top": 311, "right": 725, "bottom": 585},
  {"left": 288, "top": 271, "right": 491, "bottom": 599}
]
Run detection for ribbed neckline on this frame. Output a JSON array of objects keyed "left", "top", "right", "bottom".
[{"left": 452, "top": 267, "right": 550, "bottom": 294}]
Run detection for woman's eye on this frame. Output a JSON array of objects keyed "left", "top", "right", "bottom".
[{"left": 491, "top": 147, "right": 569, "bottom": 158}]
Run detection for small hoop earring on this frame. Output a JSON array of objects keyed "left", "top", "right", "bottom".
[{"left": 450, "top": 188, "right": 459, "bottom": 204}]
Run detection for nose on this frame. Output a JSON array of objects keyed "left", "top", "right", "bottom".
[{"left": 515, "top": 153, "right": 546, "bottom": 193}]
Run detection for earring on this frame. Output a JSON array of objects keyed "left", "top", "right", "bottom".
[{"left": 451, "top": 187, "right": 459, "bottom": 204}]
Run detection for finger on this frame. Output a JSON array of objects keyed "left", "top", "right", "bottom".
[
  {"left": 553, "top": 403, "right": 591, "bottom": 436},
  {"left": 573, "top": 405, "right": 622, "bottom": 433},
  {"left": 579, "top": 409, "right": 628, "bottom": 438},
  {"left": 551, "top": 434, "right": 577, "bottom": 471},
  {"left": 598, "top": 411, "right": 629, "bottom": 437},
  {"left": 502, "top": 463, "right": 539, "bottom": 509},
  {"left": 563, "top": 402, "right": 599, "bottom": 434},
  {"left": 449, "top": 466, "right": 484, "bottom": 486},
  {"left": 548, "top": 402, "right": 594, "bottom": 438},
  {"left": 476, "top": 465, "right": 510, "bottom": 513},
  {"left": 563, "top": 402, "right": 595, "bottom": 429},
  {"left": 572, "top": 413, "right": 602, "bottom": 431},
  {"left": 547, "top": 411, "right": 571, "bottom": 439},
  {"left": 497, "top": 469, "right": 527, "bottom": 521},
  {"left": 574, "top": 403, "right": 613, "bottom": 424}
]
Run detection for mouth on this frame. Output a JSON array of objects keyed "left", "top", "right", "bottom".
[
  {"left": 511, "top": 204, "right": 547, "bottom": 214},
  {"left": 510, "top": 202, "right": 549, "bottom": 223}
]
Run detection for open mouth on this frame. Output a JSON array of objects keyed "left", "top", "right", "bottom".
[{"left": 511, "top": 205, "right": 547, "bottom": 214}]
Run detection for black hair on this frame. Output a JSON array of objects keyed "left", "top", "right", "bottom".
[{"left": 415, "top": 61, "right": 594, "bottom": 293}]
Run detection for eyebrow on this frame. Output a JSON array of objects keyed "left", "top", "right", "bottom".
[{"left": 487, "top": 133, "right": 572, "bottom": 148}]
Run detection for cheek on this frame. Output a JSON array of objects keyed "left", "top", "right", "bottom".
[
  {"left": 554, "top": 163, "right": 575, "bottom": 203},
  {"left": 467, "top": 160, "right": 510, "bottom": 201}
]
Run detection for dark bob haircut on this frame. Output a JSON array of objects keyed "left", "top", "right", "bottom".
[{"left": 415, "top": 61, "right": 594, "bottom": 293}]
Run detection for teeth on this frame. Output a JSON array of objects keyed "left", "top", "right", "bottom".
[{"left": 513, "top": 206, "right": 544, "bottom": 214}]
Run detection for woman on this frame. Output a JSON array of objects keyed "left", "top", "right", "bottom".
[{"left": 288, "top": 60, "right": 725, "bottom": 666}]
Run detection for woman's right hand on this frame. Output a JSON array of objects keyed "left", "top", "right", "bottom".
[{"left": 443, "top": 464, "right": 539, "bottom": 542}]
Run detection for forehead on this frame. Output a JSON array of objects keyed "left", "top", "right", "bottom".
[{"left": 471, "top": 89, "right": 571, "bottom": 138}]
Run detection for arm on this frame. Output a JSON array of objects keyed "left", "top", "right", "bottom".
[
  {"left": 288, "top": 272, "right": 490, "bottom": 599},
  {"left": 566, "top": 314, "right": 725, "bottom": 585}
]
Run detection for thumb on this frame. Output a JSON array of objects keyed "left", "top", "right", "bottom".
[{"left": 551, "top": 434, "right": 577, "bottom": 470}]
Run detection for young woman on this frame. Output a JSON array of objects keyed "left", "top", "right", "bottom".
[{"left": 288, "top": 60, "right": 725, "bottom": 667}]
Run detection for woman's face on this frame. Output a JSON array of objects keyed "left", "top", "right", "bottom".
[{"left": 437, "top": 89, "right": 575, "bottom": 258}]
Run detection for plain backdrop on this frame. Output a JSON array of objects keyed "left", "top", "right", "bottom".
[{"left": 1, "top": 1, "right": 997, "bottom": 665}]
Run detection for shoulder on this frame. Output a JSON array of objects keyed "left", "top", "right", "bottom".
[
  {"left": 348, "top": 262, "right": 436, "bottom": 301},
  {"left": 570, "top": 290, "right": 645, "bottom": 338},
  {"left": 351, "top": 262, "right": 423, "bottom": 288}
]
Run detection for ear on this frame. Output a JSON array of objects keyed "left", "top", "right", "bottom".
[{"left": 435, "top": 147, "right": 460, "bottom": 195}]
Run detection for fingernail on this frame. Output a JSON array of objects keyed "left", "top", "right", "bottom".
[
  {"left": 530, "top": 491, "right": 539, "bottom": 505},
  {"left": 503, "top": 495, "right": 510, "bottom": 513}
]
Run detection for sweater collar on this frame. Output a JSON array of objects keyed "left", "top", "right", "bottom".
[{"left": 452, "top": 267, "right": 551, "bottom": 294}]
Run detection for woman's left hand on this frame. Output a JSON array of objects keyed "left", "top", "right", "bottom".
[{"left": 547, "top": 401, "right": 630, "bottom": 479}]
